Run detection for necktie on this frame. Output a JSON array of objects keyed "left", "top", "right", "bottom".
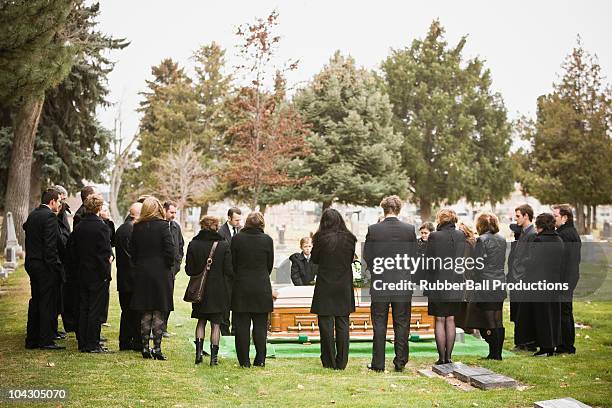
[{"left": 233, "top": 226, "right": 237, "bottom": 236}]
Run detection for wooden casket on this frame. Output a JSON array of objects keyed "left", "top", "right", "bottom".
[{"left": 268, "top": 285, "right": 435, "bottom": 341}]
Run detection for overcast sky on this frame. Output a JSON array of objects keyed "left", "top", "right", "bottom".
[{"left": 96, "top": 0, "right": 612, "bottom": 143}]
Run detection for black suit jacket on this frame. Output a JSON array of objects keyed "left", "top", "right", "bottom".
[
  {"left": 556, "top": 221, "right": 582, "bottom": 293},
  {"left": 23, "top": 205, "right": 63, "bottom": 278},
  {"left": 73, "top": 204, "right": 86, "bottom": 228},
  {"left": 115, "top": 216, "right": 135, "bottom": 293},
  {"left": 230, "top": 227, "right": 274, "bottom": 313},
  {"left": 70, "top": 214, "right": 112, "bottom": 288},
  {"left": 219, "top": 222, "right": 241, "bottom": 243},
  {"left": 363, "top": 217, "right": 417, "bottom": 301},
  {"left": 169, "top": 220, "right": 184, "bottom": 276}
]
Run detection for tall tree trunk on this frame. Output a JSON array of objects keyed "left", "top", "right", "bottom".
[
  {"left": 419, "top": 196, "right": 432, "bottom": 223},
  {"left": 109, "top": 161, "right": 124, "bottom": 223},
  {"left": 29, "top": 159, "right": 42, "bottom": 212},
  {"left": 321, "top": 200, "right": 332, "bottom": 211},
  {"left": 0, "top": 97, "right": 44, "bottom": 248},
  {"left": 575, "top": 203, "right": 585, "bottom": 235},
  {"left": 586, "top": 205, "right": 592, "bottom": 235},
  {"left": 592, "top": 205, "right": 597, "bottom": 230},
  {"left": 260, "top": 203, "right": 267, "bottom": 214},
  {"left": 179, "top": 206, "right": 188, "bottom": 229},
  {"left": 199, "top": 202, "right": 209, "bottom": 216}
]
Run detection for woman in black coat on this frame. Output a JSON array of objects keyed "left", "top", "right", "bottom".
[
  {"left": 130, "top": 197, "right": 175, "bottom": 360},
  {"left": 515, "top": 213, "right": 564, "bottom": 357},
  {"left": 70, "top": 194, "right": 113, "bottom": 353},
  {"left": 462, "top": 213, "right": 507, "bottom": 360},
  {"left": 425, "top": 208, "right": 467, "bottom": 364},
  {"left": 230, "top": 212, "right": 274, "bottom": 368},
  {"left": 186, "top": 216, "right": 233, "bottom": 366},
  {"left": 310, "top": 208, "right": 357, "bottom": 370}
]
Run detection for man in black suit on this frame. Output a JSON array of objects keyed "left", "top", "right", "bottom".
[
  {"left": 70, "top": 194, "right": 113, "bottom": 353},
  {"left": 72, "top": 185, "right": 96, "bottom": 228},
  {"left": 509, "top": 204, "right": 537, "bottom": 350},
  {"left": 161, "top": 201, "right": 184, "bottom": 337},
  {"left": 218, "top": 207, "right": 242, "bottom": 242},
  {"left": 363, "top": 195, "right": 417, "bottom": 372},
  {"left": 50, "top": 185, "right": 70, "bottom": 339},
  {"left": 115, "top": 202, "right": 142, "bottom": 351},
  {"left": 218, "top": 207, "right": 242, "bottom": 335},
  {"left": 23, "top": 189, "right": 65, "bottom": 350},
  {"left": 553, "top": 204, "right": 582, "bottom": 354}
]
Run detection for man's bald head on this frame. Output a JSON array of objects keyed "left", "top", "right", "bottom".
[{"left": 129, "top": 202, "right": 143, "bottom": 218}]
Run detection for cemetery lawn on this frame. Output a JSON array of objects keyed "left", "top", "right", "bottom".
[{"left": 0, "top": 264, "right": 610, "bottom": 408}]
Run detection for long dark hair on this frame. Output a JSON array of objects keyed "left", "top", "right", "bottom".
[{"left": 313, "top": 208, "right": 356, "bottom": 250}]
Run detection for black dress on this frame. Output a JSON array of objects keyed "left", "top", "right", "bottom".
[
  {"left": 425, "top": 222, "right": 467, "bottom": 317},
  {"left": 129, "top": 219, "right": 175, "bottom": 312},
  {"left": 186, "top": 230, "right": 233, "bottom": 323}
]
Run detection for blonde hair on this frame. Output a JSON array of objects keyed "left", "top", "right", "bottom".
[
  {"left": 436, "top": 208, "right": 458, "bottom": 225},
  {"left": 136, "top": 196, "right": 165, "bottom": 223},
  {"left": 299, "top": 236, "right": 312, "bottom": 248},
  {"left": 200, "top": 215, "right": 220, "bottom": 231},
  {"left": 84, "top": 193, "right": 104, "bottom": 215},
  {"left": 457, "top": 222, "right": 476, "bottom": 247}
]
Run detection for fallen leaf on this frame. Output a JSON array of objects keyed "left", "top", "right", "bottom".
[
  {"left": 297, "top": 384, "right": 304, "bottom": 390},
  {"left": 46, "top": 362, "right": 55, "bottom": 367},
  {"left": 390, "top": 384, "right": 398, "bottom": 389}
]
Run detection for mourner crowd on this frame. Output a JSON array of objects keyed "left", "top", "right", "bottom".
[{"left": 23, "top": 187, "right": 581, "bottom": 370}]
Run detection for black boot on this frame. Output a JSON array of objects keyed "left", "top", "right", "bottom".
[
  {"left": 210, "top": 344, "right": 219, "bottom": 366},
  {"left": 494, "top": 328, "right": 505, "bottom": 360},
  {"left": 195, "top": 338, "right": 203, "bottom": 364},
  {"left": 141, "top": 336, "right": 152, "bottom": 359},
  {"left": 480, "top": 329, "right": 494, "bottom": 359},
  {"left": 151, "top": 347, "right": 167, "bottom": 360}
]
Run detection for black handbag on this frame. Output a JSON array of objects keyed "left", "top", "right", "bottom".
[{"left": 183, "top": 241, "right": 218, "bottom": 303}]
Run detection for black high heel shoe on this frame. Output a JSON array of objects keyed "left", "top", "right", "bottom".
[
  {"left": 141, "top": 346, "right": 152, "bottom": 359},
  {"left": 151, "top": 347, "right": 167, "bottom": 361}
]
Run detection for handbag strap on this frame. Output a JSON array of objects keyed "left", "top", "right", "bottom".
[{"left": 205, "top": 241, "right": 219, "bottom": 272}]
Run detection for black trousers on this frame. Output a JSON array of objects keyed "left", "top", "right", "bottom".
[
  {"left": 25, "top": 265, "right": 59, "bottom": 348},
  {"left": 118, "top": 291, "right": 141, "bottom": 348},
  {"left": 52, "top": 281, "right": 64, "bottom": 335},
  {"left": 317, "top": 315, "right": 350, "bottom": 370},
  {"left": 221, "top": 309, "right": 234, "bottom": 335},
  {"left": 559, "top": 301, "right": 576, "bottom": 352},
  {"left": 233, "top": 312, "right": 268, "bottom": 367},
  {"left": 371, "top": 301, "right": 410, "bottom": 370},
  {"left": 61, "top": 275, "right": 80, "bottom": 332},
  {"left": 78, "top": 280, "right": 109, "bottom": 351}
]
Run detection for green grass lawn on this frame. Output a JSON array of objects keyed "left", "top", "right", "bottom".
[{"left": 0, "top": 263, "right": 610, "bottom": 408}]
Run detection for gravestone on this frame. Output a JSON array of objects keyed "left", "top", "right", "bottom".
[
  {"left": 470, "top": 373, "right": 517, "bottom": 390},
  {"left": 417, "top": 368, "right": 437, "bottom": 378},
  {"left": 534, "top": 397, "right": 591, "bottom": 408},
  {"left": 3, "top": 212, "right": 21, "bottom": 270},
  {"left": 275, "top": 257, "right": 292, "bottom": 284},
  {"left": 432, "top": 362, "right": 466, "bottom": 376},
  {"left": 452, "top": 366, "right": 494, "bottom": 382}
]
